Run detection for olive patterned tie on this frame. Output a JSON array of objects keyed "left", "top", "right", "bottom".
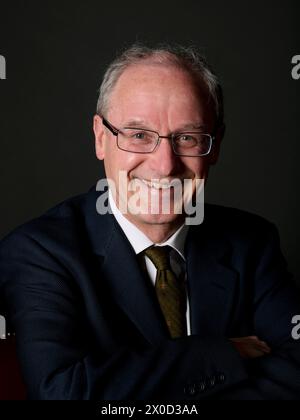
[{"left": 144, "top": 245, "right": 187, "bottom": 338}]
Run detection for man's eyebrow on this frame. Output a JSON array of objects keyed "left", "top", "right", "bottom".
[
  {"left": 122, "top": 120, "right": 206, "bottom": 131},
  {"left": 178, "top": 123, "right": 206, "bottom": 131},
  {"left": 123, "top": 119, "right": 149, "bottom": 128}
]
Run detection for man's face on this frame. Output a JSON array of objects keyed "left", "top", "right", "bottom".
[{"left": 94, "top": 63, "right": 221, "bottom": 234}]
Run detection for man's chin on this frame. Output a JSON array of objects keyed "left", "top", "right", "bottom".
[{"left": 127, "top": 211, "right": 185, "bottom": 226}]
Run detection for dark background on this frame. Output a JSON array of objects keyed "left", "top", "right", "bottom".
[{"left": 0, "top": 1, "right": 299, "bottom": 282}]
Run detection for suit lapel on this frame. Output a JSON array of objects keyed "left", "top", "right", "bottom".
[
  {"left": 84, "top": 190, "right": 168, "bottom": 345},
  {"left": 185, "top": 224, "right": 239, "bottom": 337},
  {"left": 100, "top": 221, "right": 169, "bottom": 344}
]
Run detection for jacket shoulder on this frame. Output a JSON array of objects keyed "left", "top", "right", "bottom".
[
  {"left": 0, "top": 188, "right": 100, "bottom": 261},
  {"left": 202, "top": 203, "right": 278, "bottom": 245},
  {"left": 205, "top": 203, "right": 274, "bottom": 228}
]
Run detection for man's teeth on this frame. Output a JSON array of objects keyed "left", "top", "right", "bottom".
[{"left": 140, "top": 179, "right": 174, "bottom": 189}]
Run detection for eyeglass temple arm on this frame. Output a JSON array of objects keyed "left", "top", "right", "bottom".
[{"left": 101, "top": 117, "right": 119, "bottom": 136}]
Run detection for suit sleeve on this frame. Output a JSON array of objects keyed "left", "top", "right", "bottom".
[
  {"left": 221, "top": 223, "right": 300, "bottom": 400},
  {"left": 0, "top": 230, "right": 248, "bottom": 400}
]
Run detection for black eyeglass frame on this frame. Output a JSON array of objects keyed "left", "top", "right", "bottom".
[{"left": 101, "top": 117, "right": 215, "bottom": 157}]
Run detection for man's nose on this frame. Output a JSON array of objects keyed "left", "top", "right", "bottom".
[{"left": 150, "top": 137, "right": 178, "bottom": 176}]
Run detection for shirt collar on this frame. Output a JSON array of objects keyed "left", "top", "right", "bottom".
[{"left": 108, "top": 189, "right": 188, "bottom": 260}]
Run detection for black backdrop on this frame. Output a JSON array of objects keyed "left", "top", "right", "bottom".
[{"left": 0, "top": 0, "right": 299, "bottom": 283}]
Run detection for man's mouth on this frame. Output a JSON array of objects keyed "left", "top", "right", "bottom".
[{"left": 135, "top": 178, "right": 182, "bottom": 190}]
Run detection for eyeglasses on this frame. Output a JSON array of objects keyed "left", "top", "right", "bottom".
[{"left": 102, "top": 117, "right": 214, "bottom": 157}]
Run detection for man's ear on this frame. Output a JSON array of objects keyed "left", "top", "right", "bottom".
[
  {"left": 209, "top": 123, "right": 225, "bottom": 165},
  {"left": 93, "top": 115, "right": 105, "bottom": 160}
]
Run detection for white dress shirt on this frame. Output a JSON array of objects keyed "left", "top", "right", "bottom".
[{"left": 108, "top": 190, "right": 191, "bottom": 335}]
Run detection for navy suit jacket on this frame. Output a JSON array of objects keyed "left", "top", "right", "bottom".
[{"left": 0, "top": 187, "right": 300, "bottom": 400}]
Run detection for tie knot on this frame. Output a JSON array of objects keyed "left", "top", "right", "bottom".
[{"left": 144, "top": 246, "right": 171, "bottom": 271}]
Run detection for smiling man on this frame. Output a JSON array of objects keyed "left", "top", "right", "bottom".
[
  {"left": 94, "top": 57, "right": 216, "bottom": 239},
  {"left": 0, "top": 44, "right": 300, "bottom": 400}
]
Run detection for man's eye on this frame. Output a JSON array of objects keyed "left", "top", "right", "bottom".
[
  {"left": 178, "top": 135, "right": 194, "bottom": 142},
  {"left": 125, "top": 130, "right": 148, "bottom": 140},
  {"left": 133, "top": 132, "right": 146, "bottom": 140}
]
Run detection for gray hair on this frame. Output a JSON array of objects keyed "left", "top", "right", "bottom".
[{"left": 96, "top": 43, "right": 224, "bottom": 128}]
